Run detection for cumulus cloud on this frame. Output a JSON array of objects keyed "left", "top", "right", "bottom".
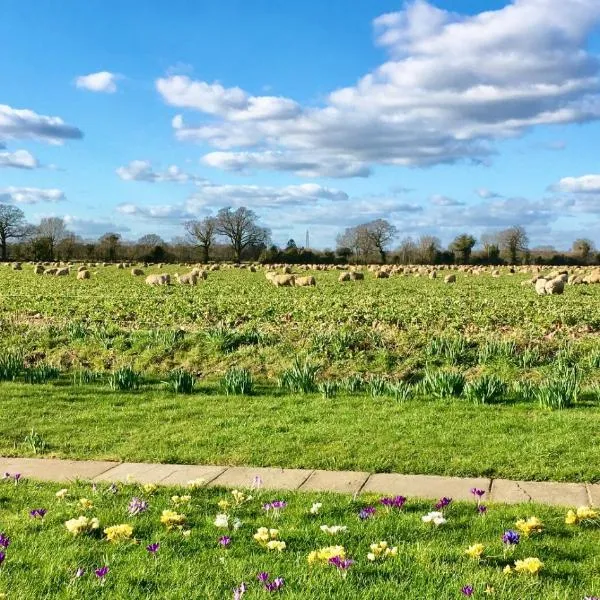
[
  {"left": 75, "top": 71, "right": 120, "bottom": 93},
  {"left": 63, "top": 215, "right": 130, "bottom": 236},
  {"left": 0, "top": 149, "right": 38, "bottom": 169},
  {"left": 157, "top": 0, "right": 600, "bottom": 177},
  {"left": 0, "top": 104, "right": 83, "bottom": 144},
  {"left": 475, "top": 188, "right": 502, "bottom": 199},
  {"left": 116, "top": 160, "right": 205, "bottom": 183},
  {"left": 555, "top": 174, "right": 600, "bottom": 193},
  {"left": 430, "top": 194, "right": 465, "bottom": 206},
  {"left": 0, "top": 186, "right": 65, "bottom": 204},
  {"left": 116, "top": 203, "right": 193, "bottom": 220}
]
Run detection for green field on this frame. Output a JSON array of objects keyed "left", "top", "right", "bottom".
[{"left": 0, "top": 478, "right": 597, "bottom": 599}]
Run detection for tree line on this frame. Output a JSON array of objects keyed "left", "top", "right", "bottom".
[{"left": 0, "top": 203, "right": 597, "bottom": 265}]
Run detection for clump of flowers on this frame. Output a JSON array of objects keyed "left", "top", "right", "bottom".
[
  {"left": 104, "top": 524, "right": 133, "bottom": 543},
  {"left": 65, "top": 516, "right": 100, "bottom": 536},
  {"left": 233, "top": 582, "right": 247, "bottom": 599},
  {"left": 328, "top": 555, "right": 354, "bottom": 575},
  {"left": 359, "top": 506, "right": 376, "bottom": 520},
  {"left": 257, "top": 572, "right": 284, "bottom": 592},
  {"left": 320, "top": 525, "right": 347, "bottom": 535},
  {"left": 422, "top": 511, "right": 447, "bottom": 526},
  {"left": 435, "top": 497, "right": 452, "bottom": 511},
  {"left": 171, "top": 495, "right": 191, "bottom": 507},
  {"left": 515, "top": 516, "right": 543, "bottom": 537},
  {"left": 565, "top": 506, "right": 598, "bottom": 525},
  {"left": 231, "top": 489, "right": 251, "bottom": 505},
  {"left": 214, "top": 513, "right": 229, "bottom": 528},
  {"left": 160, "top": 509, "right": 186, "bottom": 530},
  {"left": 380, "top": 495, "right": 406, "bottom": 511},
  {"left": 310, "top": 502, "right": 322, "bottom": 515},
  {"left": 143, "top": 483, "right": 158, "bottom": 494},
  {"left": 187, "top": 478, "right": 205, "bottom": 489},
  {"left": 219, "top": 535, "right": 231, "bottom": 548},
  {"left": 146, "top": 542, "right": 159, "bottom": 555},
  {"left": 461, "top": 585, "right": 474, "bottom": 597},
  {"left": 55, "top": 488, "right": 69, "bottom": 500},
  {"left": 127, "top": 497, "right": 148, "bottom": 516},
  {"left": 308, "top": 545, "right": 346, "bottom": 564},
  {"left": 29, "top": 508, "right": 47, "bottom": 519},
  {"left": 78, "top": 498, "right": 94, "bottom": 510},
  {"left": 0, "top": 534, "right": 10, "bottom": 549},
  {"left": 262, "top": 500, "right": 287, "bottom": 517},
  {"left": 367, "top": 541, "right": 398, "bottom": 561},
  {"left": 254, "top": 527, "right": 280, "bottom": 547},
  {"left": 513, "top": 557, "right": 544, "bottom": 575},
  {"left": 95, "top": 566, "right": 109, "bottom": 582},
  {"left": 464, "top": 543, "right": 485, "bottom": 560}
]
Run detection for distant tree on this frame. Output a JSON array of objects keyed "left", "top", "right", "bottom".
[
  {"left": 98, "top": 233, "right": 121, "bottom": 262},
  {"left": 215, "top": 207, "right": 270, "bottom": 263},
  {"left": 417, "top": 235, "right": 441, "bottom": 264},
  {"left": 480, "top": 232, "right": 501, "bottom": 263},
  {"left": 57, "top": 233, "right": 81, "bottom": 261},
  {"left": 572, "top": 238, "right": 594, "bottom": 262},
  {"left": 138, "top": 233, "right": 165, "bottom": 247},
  {"left": 185, "top": 217, "right": 217, "bottom": 262},
  {"left": 36, "top": 217, "right": 68, "bottom": 260},
  {"left": 450, "top": 233, "right": 477, "bottom": 264},
  {"left": 365, "top": 219, "right": 398, "bottom": 263},
  {"left": 396, "top": 237, "right": 417, "bottom": 264},
  {"left": 498, "top": 226, "right": 528, "bottom": 264},
  {"left": 0, "top": 204, "right": 28, "bottom": 260},
  {"left": 286, "top": 239, "right": 297, "bottom": 250},
  {"left": 336, "top": 246, "right": 353, "bottom": 262}
]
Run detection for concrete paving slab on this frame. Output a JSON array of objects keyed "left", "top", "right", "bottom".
[
  {"left": 160, "top": 465, "right": 227, "bottom": 486},
  {"left": 362, "top": 473, "right": 491, "bottom": 501},
  {"left": 0, "top": 457, "right": 118, "bottom": 482},
  {"left": 491, "top": 479, "right": 589, "bottom": 506},
  {"left": 93, "top": 462, "right": 180, "bottom": 484},
  {"left": 209, "top": 466, "right": 313, "bottom": 490},
  {"left": 300, "top": 469, "right": 369, "bottom": 494},
  {"left": 587, "top": 484, "right": 600, "bottom": 507}
]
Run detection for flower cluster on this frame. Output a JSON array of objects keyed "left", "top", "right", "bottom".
[
  {"left": 308, "top": 545, "right": 346, "bottom": 564},
  {"left": 254, "top": 527, "right": 285, "bottom": 551},
  {"left": 65, "top": 516, "right": 100, "bottom": 536},
  {"left": 319, "top": 525, "right": 347, "bottom": 535},
  {"left": 160, "top": 509, "right": 186, "bottom": 529},
  {"left": 171, "top": 495, "right": 191, "bottom": 506},
  {"left": 510, "top": 556, "right": 544, "bottom": 575},
  {"left": 515, "top": 516, "right": 543, "bottom": 537},
  {"left": 358, "top": 506, "right": 376, "bottom": 520},
  {"left": 29, "top": 508, "right": 47, "bottom": 519},
  {"left": 104, "top": 524, "right": 133, "bottom": 543},
  {"left": 127, "top": 497, "right": 148, "bottom": 516},
  {"left": 380, "top": 496, "right": 406, "bottom": 510},
  {"left": 565, "top": 506, "right": 598, "bottom": 525},
  {"left": 257, "top": 572, "right": 284, "bottom": 592},
  {"left": 78, "top": 498, "right": 94, "bottom": 510},
  {"left": 464, "top": 543, "right": 485, "bottom": 560},
  {"left": 422, "top": 511, "right": 447, "bottom": 526},
  {"left": 367, "top": 541, "right": 397, "bottom": 561}
]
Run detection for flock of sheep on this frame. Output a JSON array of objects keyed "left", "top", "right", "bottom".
[{"left": 5, "top": 260, "right": 600, "bottom": 295}]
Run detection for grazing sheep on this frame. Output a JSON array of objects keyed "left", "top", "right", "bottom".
[
  {"left": 11, "top": 262, "right": 22, "bottom": 271},
  {"left": 535, "top": 278, "right": 548, "bottom": 295},
  {"left": 349, "top": 272, "right": 364, "bottom": 281},
  {"left": 131, "top": 268, "right": 145, "bottom": 276},
  {"left": 43, "top": 268, "right": 58, "bottom": 276},
  {"left": 175, "top": 272, "right": 198, "bottom": 286},
  {"left": 55, "top": 267, "right": 69, "bottom": 277},
  {"left": 145, "top": 273, "right": 170, "bottom": 286},
  {"left": 282, "top": 266, "right": 292, "bottom": 274},
  {"left": 338, "top": 271, "right": 351, "bottom": 282},
  {"left": 429, "top": 270, "right": 437, "bottom": 279},
  {"left": 77, "top": 265, "right": 87, "bottom": 272},
  {"left": 545, "top": 278, "right": 565, "bottom": 295},
  {"left": 294, "top": 275, "right": 316, "bottom": 287},
  {"left": 272, "top": 274, "right": 295, "bottom": 287},
  {"left": 33, "top": 265, "right": 44, "bottom": 275},
  {"left": 491, "top": 269, "right": 501, "bottom": 278},
  {"left": 77, "top": 270, "right": 90, "bottom": 280},
  {"left": 375, "top": 270, "right": 389, "bottom": 279},
  {"left": 444, "top": 274, "right": 456, "bottom": 284}
]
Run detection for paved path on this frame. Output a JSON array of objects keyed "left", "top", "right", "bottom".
[{"left": 1, "top": 457, "right": 597, "bottom": 507}]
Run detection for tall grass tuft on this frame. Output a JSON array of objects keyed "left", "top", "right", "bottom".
[
  {"left": 278, "top": 359, "right": 319, "bottom": 393},
  {"left": 221, "top": 367, "right": 254, "bottom": 395},
  {"left": 339, "top": 374, "right": 366, "bottom": 394},
  {"left": 22, "top": 364, "right": 60, "bottom": 384},
  {"left": 317, "top": 380, "right": 338, "bottom": 399},
  {"left": 477, "top": 339, "right": 518, "bottom": 364},
  {"left": 426, "top": 335, "right": 472, "bottom": 365},
  {"left": 464, "top": 375, "right": 507, "bottom": 404},
  {"left": 368, "top": 375, "right": 388, "bottom": 398},
  {"left": 535, "top": 366, "right": 579, "bottom": 410},
  {"left": 72, "top": 370, "right": 105, "bottom": 386},
  {"left": 109, "top": 367, "right": 142, "bottom": 391},
  {"left": 167, "top": 369, "right": 195, "bottom": 394},
  {"left": 387, "top": 380, "right": 413, "bottom": 402},
  {"left": 421, "top": 369, "right": 466, "bottom": 398},
  {"left": 0, "top": 351, "right": 24, "bottom": 381}
]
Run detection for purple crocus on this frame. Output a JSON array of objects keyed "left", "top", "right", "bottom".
[
  {"left": 461, "top": 585, "right": 474, "bottom": 597},
  {"left": 380, "top": 495, "right": 406, "bottom": 509},
  {"left": 75, "top": 567, "right": 85, "bottom": 578},
  {"left": 252, "top": 475, "right": 263, "bottom": 489},
  {"left": 0, "top": 534, "right": 10, "bottom": 549},
  {"left": 233, "top": 582, "right": 247, "bottom": 600},
  {"left": 29, "top": 508, "right": 47, "bottom": 519},
  {"left": 263, "top": 500, "right": 287, "bottom": 512},
  {"left": 257, "top": 572, "right": 270, "bottom": 583},
  {"left": 502, "top": 530, "right": 520, "bottom": 545},
  {"left": 470, "top": 488, "right": 485, "bottom": 498},
  {"left": 477, "top": 505, "right": 487, "bottom": 515},
  {"left": 0, "top": 552, "right": 5, "bottom": 567},
  {"left": 359, "top": 506, "right": 376, "bottom": 520},
  {"left": 329, "top": 555, "right": 354, "bottom": 571},
  {"left": 219, "top": 536, "right": 231, "bottom": 547},
  {"left": 146, "top": 542, "right": 160, "bottom": 555},
  {"left": 13, "top": 473, "right": 21, "bottom": 484},
  {"left": 95, "top": 566, "right": 109, "bottom": 579},
  {"left": 435, "top": 497, "right": 452, "bottom": 510},
  {"left": 128, "top": 497, "right": 148, "bottom": 516},
  {"left": 265, "top": 577, "right": 284, "bottom": 592}
]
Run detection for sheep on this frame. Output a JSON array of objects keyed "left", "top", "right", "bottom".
[
  {"left": 11, "top": 262, "right": 22, "bottom": 271},
  {"left": 535, "top": 278, "right": 548, "bottom": 295},
  {"left": 55, "top": 267, "right": 69, "bottom": 276},
  {"left": 375, "top": 270, "right": 389, "bottom": 279},
  {"left": 338, "top": 271, "right": 351, "bottom": 282},
  {"left": 43, "top": 268, "right": 58, "bottom": 276},
  {"left": 145, "top": 273, "right": 170, "bottom": 286},
  {"left": 428, "top": 270, "right": 437, "bottom": 279},
  {"left": 77, "top": 270, "right": 90, "bottom": 280},
  {"left": 33, "top": 265, "right": 44, "bottom": 275},
  {"left": 491, "top": 269, "right": 501, "bottom": 278},
  {"left": 544, "top": 278, "right": 565, "bottom": 295},
  {"left": 294, "top": 275, "right": 316, "bottom": 287},
  {"left": 271, "top": 274, "right": 295, "bottom": 287},
  {"left": 175, "top": 272, "right": 199, "bottom": 286},
  {"left": 77, "top": 265, "right": 87, "bottom": 272},
  {"left": 349, "top": 272, "right": 364, "bottom": 281},
  {"left": 131, "top": 268, "right": 145, "bottom": 276},
  {"left": 444, "top": 274, "right": 456, "bottom": 284}
]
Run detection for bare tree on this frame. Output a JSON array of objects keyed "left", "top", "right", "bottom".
[
  {"left": 572, "top": 238, "right": 594, "bottom": 262},
  {"left": 450, "top": 233, "right": 477, "bottom": 264},
  {"left": 396, "top": 236, "right": 417, "bottom": 264},
  {"left": 185, "top": 217, "right": 217, "bottom": 262},
  {"left": 417, "top": 235, "right": 441, "bottom": 264},
  {"left": 37, "top": 217, "right": 68, "bottom": 260},
  {"left": 365, "top": 219, "right": 398, "bottom": 263},
  {"left": 215, "top": 207, "right": 270, "bottom": 263},
  {"left": 336, "top": 225, "right": 375, "bottom": 263},
  {"left": 498, "top": 226, "right": 528, "bottom": 264},
  {"left": 0, "top": 204, "right": 28, "bottom": 260}
]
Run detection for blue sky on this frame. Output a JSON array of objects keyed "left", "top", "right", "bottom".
[{"left": 2, "top": 0, "right": 600, "bottom": 249}]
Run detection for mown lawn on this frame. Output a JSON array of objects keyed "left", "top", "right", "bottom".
[
  {"left": 0, "top": 478, "right": 598, "bottom": 599},
  {"left": 1, "top": 383, "right": 599, "bottom": 482}
]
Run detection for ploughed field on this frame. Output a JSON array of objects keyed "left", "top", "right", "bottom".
[{"left": 0, "top": 262, "right": 599, "bottom": 482}]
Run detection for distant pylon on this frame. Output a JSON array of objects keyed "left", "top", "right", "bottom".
[{"left": 305, "top": 230, "right": 310, "bottom": 249}]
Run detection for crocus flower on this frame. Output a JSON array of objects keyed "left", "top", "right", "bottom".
[
  {"left": 219, "top": 536, "right": 231, "bottom": 547},
  {"left": 146, "top": 542, "right": 160, "bottom": 555},
  {"left": 13, "top": 473, "right": 21, "bottom": 484},
  {"left": 75, "top": 567, "right": 85, "bottom": 578},
  {"left": 461, "top": 585, "right": 474, "bottom": 596},
  {"left": 502, "top": 530, "right": 520, "bottom": 545},
  {"left": 435, "top": 497, "right": 452, "bottom": 510},
  {"left": 257, "top": 572, "right": 270, "bottom": 582},
  {"left": 95, "top": 566, "right": 109, "bottom": 579},
  {"left": 380, "top": 496, "right": 406, "bottom": 509},
  {"left": 477, "top": 505, "right": 487, "bottom": 515},
  {"left": 329, "top": 555, "right": 354, "bottom": 571},
  {"left": 29, "top": 508, "right": 47, "bottom": 519},
  {"left": 359, "top": 506, "right": 376, "bottom": 520},
  {"left": 233, "top": 582, "right": 247, "bottom": 599},
  {"left": 265, "top": 578, "right": 284, "bottom": 592},
  {"left": 0, "top": 534, "right": 10, "bottom": 549},
  {"left": 252, "top": 475, "right": 263, "bottom": 489},
  {"left": 470, "top": 488, "right": 485, "bottom": 498},
  {"left": 128, "top": 497, "right": 148, "bottom": 516}
]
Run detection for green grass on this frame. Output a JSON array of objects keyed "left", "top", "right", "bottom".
[
  {"left": 0, "top": 383, "right": 599, "bottom": 482},
  {"left": 0, "top": 479, "right": 597, "bottom": 599}
]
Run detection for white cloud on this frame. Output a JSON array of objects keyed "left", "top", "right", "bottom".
[
  {"left": 430, "top": 194, "right": 465, "bottom": 206},
  {"left": 75, "top": 71, "right": 120, "bottom": 93},
  {"left": 63, "top": 215, "right": 130, "bottom": 236},
  {"left": 116, "top": 203, "right": 192, "bottom": 220},
  {"left": 0, "top": 104, "right": 83, "bottom": 144},
  {"left": 0, "top": 149, "right": 38, "bottom": 169},
  {"left": 475, "top": 188, "right": 502, "bottom": 199},
  {"left": 116, "top": 160, "right": 204, "bottom": 183},
  {"left": 0, "top": 186, "right": 65, "bottom": 204},
  {"left": 157, "top": 0, "right": 600, "bottom": 177},
  {"left": 555, "top": 174, "right": 600, "bottom": 193}
]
